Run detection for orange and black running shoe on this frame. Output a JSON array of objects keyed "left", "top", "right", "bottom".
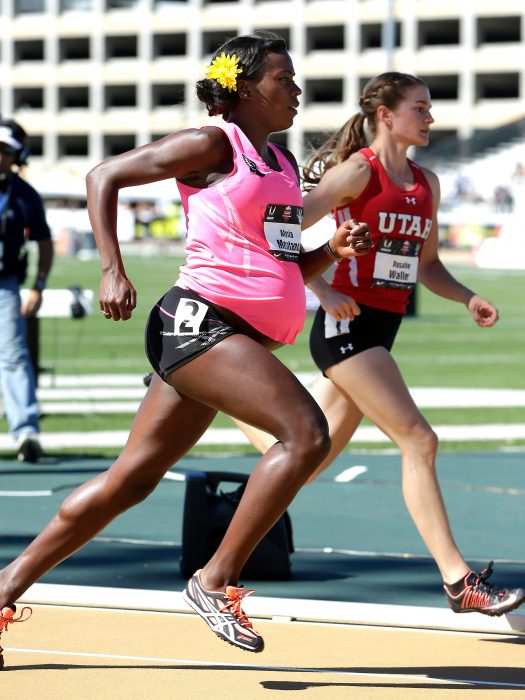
[
  {"left": 0, "top": 605, "right": 32, "bottom": 670},
  {"left": 183, "top": 570, "right": 264, "bottom": 652},
  {"left": 444, "top": 561, "right": 525, "bottom": 616}
]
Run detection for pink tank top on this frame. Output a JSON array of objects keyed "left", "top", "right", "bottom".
[{"left": 176, "top": 122, "right": 305, "bottom": 344}]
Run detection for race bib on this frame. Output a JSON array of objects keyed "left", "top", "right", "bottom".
[
  {"left": 263, "top": 204, "right": 303, "bottom": 262},
  {"left": 372, "top": 237, "right": 421, "bottom": 290},
  {"left": 172, "top": 297, "right": 209, "bottom": 336},
  {"left": 324, "top": 312, "right": 351, "bottom": 339}
]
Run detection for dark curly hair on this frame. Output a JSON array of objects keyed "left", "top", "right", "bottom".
[{"left": 196, "top": 31, "right": 288, "bottom": 118}]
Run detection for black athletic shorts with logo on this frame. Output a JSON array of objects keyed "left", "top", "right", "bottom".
[
  {"left": 309, "top": 302, "right": 403, "bottom": 374},
  {"left": 145, "top": 287, "right": 238, "bottom": 381}
]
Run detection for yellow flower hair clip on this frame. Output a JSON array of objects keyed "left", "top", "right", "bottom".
[{"left": 205, "top": 52, "right": 243, "bottom": 92}]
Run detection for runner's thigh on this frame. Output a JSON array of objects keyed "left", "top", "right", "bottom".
[
  {"left": 327, "top": 346, "right": 427, "bottom": 439},
  {"left": 117, "top": 373, "right": 217, "bottom": 479},
  {"left": 167, "top": 333, "right": 327, "bottom": 444}
]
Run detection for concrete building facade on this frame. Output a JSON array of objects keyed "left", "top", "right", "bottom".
[{"left": 2, "top": 0, "right": 525, "bottom": 172}]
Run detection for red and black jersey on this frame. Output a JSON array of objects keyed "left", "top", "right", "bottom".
[{"left": 331, "top": 147, "right": 433, "bottom": 314}]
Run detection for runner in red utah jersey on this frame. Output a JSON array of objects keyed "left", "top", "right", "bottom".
[{"left": 236, "top": 72, "right": 525, "bottom": 617}]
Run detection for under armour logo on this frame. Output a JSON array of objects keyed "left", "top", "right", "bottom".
[
  {"left": 339, "top": 343, "right": 353, "bottom": 355},
  {"left": 405, "top": 196, "right": 416, "bottom": 204},
  {"left": 242, "top": 154, "right": 265, "bottom": 177}
]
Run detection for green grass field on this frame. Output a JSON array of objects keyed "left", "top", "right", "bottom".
[{"left": 5, "top": 247, "right": 524, "bottom": 454}]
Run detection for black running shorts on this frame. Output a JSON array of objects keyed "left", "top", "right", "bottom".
[
  {"left": 309, "top": 302, "right": 403, "bottom": 374},
  {"left": 145, "top": 286, "right": 238, "bottom": 381}
]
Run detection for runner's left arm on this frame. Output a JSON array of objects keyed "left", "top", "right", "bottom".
[{"left": 418, "top": 168, "right": 499, "bottom": 327}]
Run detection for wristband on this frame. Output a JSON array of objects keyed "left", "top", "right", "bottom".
[
  {"left": 33, "top": 278, "right": 46, "bottom": 291},
  {"left": 324, "top": 241, "right": 343, "bottom": 263}
]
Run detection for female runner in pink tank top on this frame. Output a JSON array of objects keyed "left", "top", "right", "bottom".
[{"left": 0, "top": 32, "right": 373, "bottom": 663}]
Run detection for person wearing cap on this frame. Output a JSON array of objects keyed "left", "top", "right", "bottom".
[{"left": 0, "top": 118, "right": 53, "bottom": 462}]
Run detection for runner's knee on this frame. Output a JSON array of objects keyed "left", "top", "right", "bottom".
[
  {"left": 400, "top": 420, "right": 438, "bottom": 465},
  {"left": 286, "top": 412, "right": 331, "bottom": 470}
]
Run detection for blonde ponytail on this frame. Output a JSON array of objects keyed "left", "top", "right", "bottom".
[{"left": 302, "top": 113, "right": 367, "bottom": 191}]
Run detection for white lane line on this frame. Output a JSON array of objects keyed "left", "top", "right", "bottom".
[
  {"left": 2, "top": 424, "right": 525, "bottom": 451},
  {"left": 0, "top": 482, "right": 83, "bottom": 497},
  {"left": 334, "top": 466, "right": 368, "bottom": 482},
  {"left": 0, "top": 472, "right": 184, "bottom": 497},
  {"left": 162, "top": 471, "right": 186, "bottom": 481},
  {"left": 299, "top": 546, "right": 525, "bottom": 565},
  {"left": 37, "top": 388, "right": 146, "bottom": 400},
  {"left": 20, "top": 583, "right": 525, "bottom": 636},
  {"left": 0, "top": 489, "right": 53, "bottom": 497},
  {"left": 30, "top": 375, "right": 525, "bottom": 414},
  {"left": 38, "top": 374, "right": 146, "bottom": 387},
  {"left": 36, "top": 401, "right": 142, "bottom": 413},
  {"left": 35, "top": 375, "right": 525, "bottom": 406},
  {"left": 5, "top": 647, "right": 525, "bottom": 688},
  {"left": 94, "top": 536, "right": 178, "bottom": 547}
]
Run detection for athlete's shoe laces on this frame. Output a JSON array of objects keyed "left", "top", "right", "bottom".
[
  {"left": 183, "top": 570, "right": 264, "bottom": 652},
  {"left": 0, "top": 605, "right": 32, "bottom": 670},
  {"left": 444, "top": 561, "right": 525, "bottom": 616}
]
